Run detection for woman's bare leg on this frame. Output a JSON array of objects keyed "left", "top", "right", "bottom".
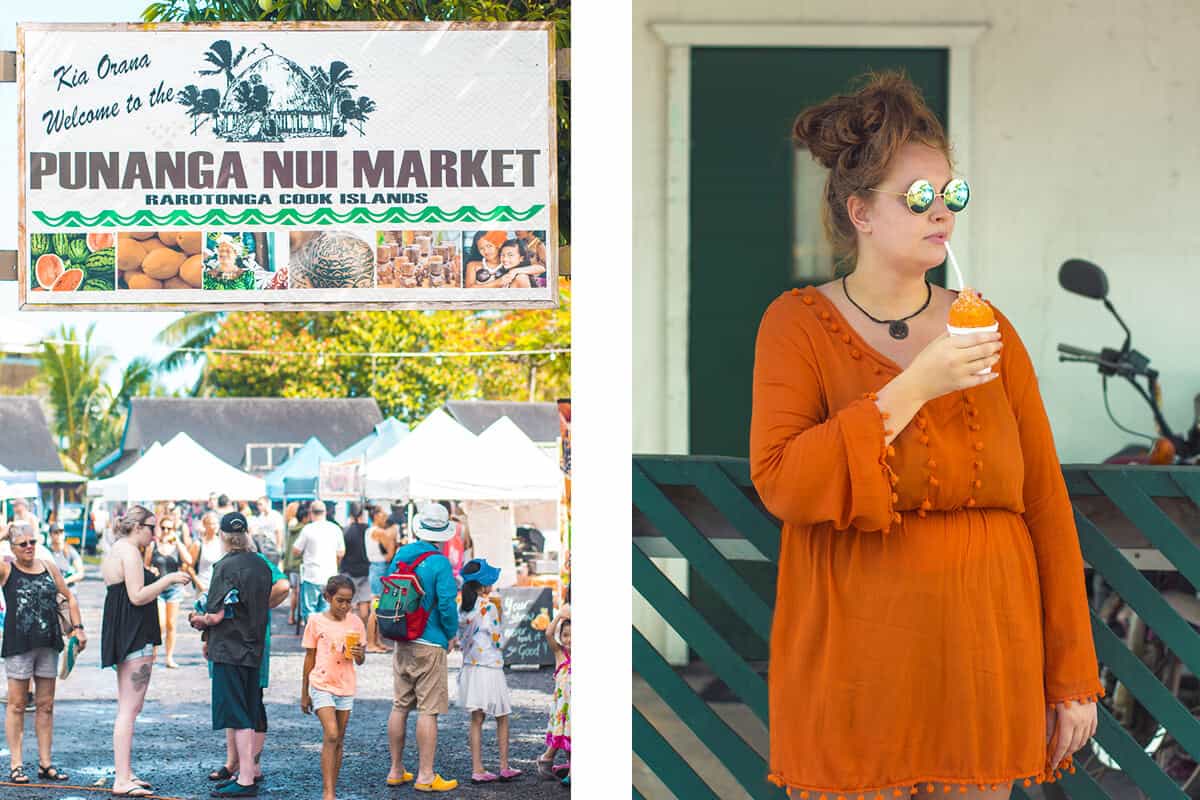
[
  {"left": 113, "top": 656, "right": 153, "bottom": 793},
  {"left": 6, "top": 678, "right": 29, "bottom": 770},
  {"left": 163, "top": 601, "right": 179, "bottom": 666},
  {"left": 32, "top": 676, "right": 56, "bottom": 770}
]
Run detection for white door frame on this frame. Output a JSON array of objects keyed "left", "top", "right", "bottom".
[{"left": 651, "top": 23, "right": 989, "bottom": 454}]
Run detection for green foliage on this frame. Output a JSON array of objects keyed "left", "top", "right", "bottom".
[
  {"left": 142, "top": 0, "right": 570, "bottom": 243},
  {"left": 35, "top": 326, "right": 159, "bottom": 475},
  {"left": 202, "top": 280, "right": 570, "bottom": 422}
]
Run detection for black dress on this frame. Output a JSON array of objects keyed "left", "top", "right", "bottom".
[
  {"left": 101, "top": 568, "right": 162, "bottom": 668},
  {"left": 1, "top": 562, "right": 63, "bottom": 658}
]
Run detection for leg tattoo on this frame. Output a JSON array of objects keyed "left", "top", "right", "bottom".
[{"left": 131, "top": 664, "right": 152, "bottom": 691}]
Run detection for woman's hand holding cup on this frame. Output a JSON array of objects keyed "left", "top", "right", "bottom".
[{"left": 902, "top": 330, "right": 1002, "bottom": 403}]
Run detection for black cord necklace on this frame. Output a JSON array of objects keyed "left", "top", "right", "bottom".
[{"left": 841, "top": 275, "right": 932, "bottom": 340}]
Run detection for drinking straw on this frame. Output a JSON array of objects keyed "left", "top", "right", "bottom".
[{"left": 943, "top": 241, "right": 965, "bottom": 290}]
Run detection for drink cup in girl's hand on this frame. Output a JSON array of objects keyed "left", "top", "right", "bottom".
[{"left": 947, "top": 288, "right": 999, "bottom": 375}]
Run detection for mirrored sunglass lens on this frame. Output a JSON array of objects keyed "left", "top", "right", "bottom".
[
  {"left": 905, "top": 180, "right": 935, "bottom": 213},
  {"left": 944, "top": 178, "right": 970, "bottom": 212}
]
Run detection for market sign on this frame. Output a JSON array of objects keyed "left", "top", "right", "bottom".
[{"left": 17, "top": 22, "right": 558, "bottom": 310}]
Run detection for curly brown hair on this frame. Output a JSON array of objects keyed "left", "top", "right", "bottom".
[{"left": 792, "top": 70, "right": 953, "bottom": 266}]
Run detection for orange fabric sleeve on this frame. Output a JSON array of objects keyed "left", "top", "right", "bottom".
[
  {"left": 749, "top": 298, "right": 897, "bottom": 533},
  {"left": 999, "top": 312, "right": 1103, "bottom": 705}
]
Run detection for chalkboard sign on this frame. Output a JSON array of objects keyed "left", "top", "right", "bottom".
[{"left": 500, "top": 586, "right": 554, "bottom": 667}]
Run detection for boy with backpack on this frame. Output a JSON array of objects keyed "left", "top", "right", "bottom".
[{"left": 381, "top": 503, "right": 460, "bottom": 793}]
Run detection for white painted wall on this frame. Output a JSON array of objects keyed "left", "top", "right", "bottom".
[{"left": 633, "top": 0, "right": 1200, "bottom": 464}]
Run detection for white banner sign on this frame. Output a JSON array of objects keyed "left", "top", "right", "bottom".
[
  {"left": 318, "top": 458, "right": 365, "bottom": 501},
  {"left": 17, "top": 22, "right": 558, "bottom": 310}
]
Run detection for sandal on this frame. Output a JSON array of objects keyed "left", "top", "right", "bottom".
[
  {"left": 38, "top": 764, "right": 69, "bottom": 781},
  {"left": 112, "top": 789, "right": 153, "bottom": 798},
  {"left": 208, "top": 765, "right": 235, "bottom": 781},
  {"left": 9, "top": 765, "right": 29, "bottom": 784}
]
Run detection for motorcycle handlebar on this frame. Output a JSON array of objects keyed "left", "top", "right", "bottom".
[{"left": 1057, "top": 343, "right": 1103, "bottom": 359}]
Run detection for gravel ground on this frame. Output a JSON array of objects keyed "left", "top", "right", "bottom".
[{"left": 0, "top": 573, "right": 568, "bottom": 800}]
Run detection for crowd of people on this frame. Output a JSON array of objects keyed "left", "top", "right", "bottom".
[{"left": 0, "top": 496, "right": 571, "bottom": 798}]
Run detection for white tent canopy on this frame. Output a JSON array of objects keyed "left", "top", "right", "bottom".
[
  {"left": 88, "top": 434, "right": 265, "bottom": 502},
  {"left": 364, "top": 411, "right": 562, "bottom": 502},
  {"left": 471, "top": 416, "right": 562, "bottom": 501},
  {"left": 363, "top": 410, "right": 481, "bottom": 499}
]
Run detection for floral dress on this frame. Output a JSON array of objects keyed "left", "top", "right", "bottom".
[
  {"left": 545, "top": 652, "right": 571, "bottom": 751},
  {"left": 457, "top": 598, "right": 511, "bottom": 716}
]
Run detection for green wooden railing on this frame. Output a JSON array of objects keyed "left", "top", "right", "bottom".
[{"left": 632, "top": 457, "right": 1200, "bottom": 800}]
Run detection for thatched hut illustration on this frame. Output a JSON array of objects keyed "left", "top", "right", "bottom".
[{"left": 214, "top": 53, "right": 334, "bottom": 142}]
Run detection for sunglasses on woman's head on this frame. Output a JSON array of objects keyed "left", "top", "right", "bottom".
[{"left": 869, "top": 177, "right": 970, "bottom": 214}]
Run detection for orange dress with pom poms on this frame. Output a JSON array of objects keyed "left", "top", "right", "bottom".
[{"left": 749, "top": 287, "right": 1104, "bottom": 799}]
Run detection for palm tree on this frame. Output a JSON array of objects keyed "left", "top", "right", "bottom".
[
  {"left": 154, "top": 311, "right": 226, "bottom": 395},
  {"left": 37, "top": 324, "right": 113, "bottom": 474},
  {"left": 179, "top": 85, "right": 223, "bottom": 135},
  {"left": 200, "top": 39, "right": 248, "bottom": 89},
  {"left": 339, "top": 95, "right": 376, "bottom": 135},
  {"left": 312, "top": 61, "right": 357, "bottom": 132}
]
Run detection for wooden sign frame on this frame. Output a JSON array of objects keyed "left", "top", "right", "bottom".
[{"left": 16, "top": 21, "right": 559, "bottom": 311}]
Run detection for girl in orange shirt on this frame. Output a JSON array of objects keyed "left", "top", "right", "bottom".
[{"left": 750, "top": 72, "right": 1102, "bottom": 800}]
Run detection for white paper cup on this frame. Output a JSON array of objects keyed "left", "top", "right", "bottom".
[{"left": 947, "top": 321, "right": 1000, "bottom": 374}]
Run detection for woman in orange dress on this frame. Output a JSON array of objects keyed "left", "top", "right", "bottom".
[{"left": 749, "top": 72, "right": 1103, "bottom": 800}]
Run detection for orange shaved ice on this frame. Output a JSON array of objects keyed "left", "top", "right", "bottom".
[{"left": 948, "top": 288, "right": 995, "bottom": 327}]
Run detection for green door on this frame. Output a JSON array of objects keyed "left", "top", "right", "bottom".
[{"left": 688, "top": 48, "right": 950, "bottom": 459}]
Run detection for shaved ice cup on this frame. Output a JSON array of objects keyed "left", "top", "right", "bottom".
[{"left": 947, "top": 322, "right": 1000, "bottom": 375}]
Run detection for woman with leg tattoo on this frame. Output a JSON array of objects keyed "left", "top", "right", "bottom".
[{"left": 101, "top": 506, "right": 190, "bottom": 797}]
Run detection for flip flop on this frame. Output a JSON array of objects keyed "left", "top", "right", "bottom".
[
  {"left": 386, "top": 771, "right": 415, "bottom": 786},
  {"left": 112, "top": 789, "right": 153, "bottom": 798}
]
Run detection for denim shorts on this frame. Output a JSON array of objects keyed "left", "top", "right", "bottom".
[
  {"left": 160, "top": 585, "right": 183, "bottom": 604},
  {"left": 368, "top": 562, "right": 390, "bottom": 597},
  {"left": 308, "top": 684, "right": 354, "bottom": 712},
  {"left": 107, "top": 644, "right": 155, "bottom": 671}
]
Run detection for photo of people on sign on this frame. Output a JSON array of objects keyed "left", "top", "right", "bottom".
[
  {"left": 17, "top": 23, "right": 557, "bottom": 309},
  {"left": 463, "top": 230, "right": 550, "bottom": 289},
  {"left": 202, "top": 232, "right": 282, "bottom": 290},
  {"left": 376, "top": 230, "right": 463, "bottom": 289}
]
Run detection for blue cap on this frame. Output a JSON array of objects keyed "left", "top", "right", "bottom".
[{"left": 461, "top": 558, "right": 501, "bottom": 587}]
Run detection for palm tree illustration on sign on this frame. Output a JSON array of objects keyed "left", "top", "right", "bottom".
[{"left": 178, "top": 40, "right": 376, "bottom": 142}]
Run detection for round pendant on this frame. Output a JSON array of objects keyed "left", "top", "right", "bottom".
[{"left": 888, "top": 320, "right": 909, "bottom": 339}]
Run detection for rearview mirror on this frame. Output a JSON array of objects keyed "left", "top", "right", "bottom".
[{"left": 1058, "top": 259, "right": 1109, "bottom": 301}]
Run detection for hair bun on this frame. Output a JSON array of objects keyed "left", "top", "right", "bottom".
[{"left": 792, "top": 71, "right": 935, "bottom": 172}]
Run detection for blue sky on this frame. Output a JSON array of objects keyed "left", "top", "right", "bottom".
[{"left": 1, "top": 0, "right": 199, "bottom": 392}]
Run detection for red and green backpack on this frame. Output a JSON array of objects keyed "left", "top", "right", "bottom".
[{"left": 377, "top": 551, "right": 436, "bottom": 642}]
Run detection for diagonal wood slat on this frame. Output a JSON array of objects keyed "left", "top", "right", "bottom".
[
  {"left": 685, "top": 460, "right": 780, "bottom": 562},
  {"left": 634, "top": 462, "right": 773, "bottom": 634},
  {"left": 1091, "top": 611, "right": 1200, "bottom": 763},
  {"left": 1091, "top": 703, "right": 1188, "bottom": 799},
  {"left": 634, "top": 706, "right": 721, "bottom": 800},
  {"left": 1090, "top": 470, "right": 1200, "bottom": 591},
  {"left": 633, "top": 627, "right": 782, "bottom": 799},
  {"left": 633, "top": 543, "right": 769, "bottom": 723},
  {"left": 1074, "top": 509, "right": 1200, "bottom": 675}
]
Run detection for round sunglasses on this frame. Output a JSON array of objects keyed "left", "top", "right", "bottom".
[{"left": 869, "top": 177, "right": 970, "bottom": 214}]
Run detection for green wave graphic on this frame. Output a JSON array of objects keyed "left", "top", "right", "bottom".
[{"left": 33, "top": 205, "right": 545, "bottom": 228}]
